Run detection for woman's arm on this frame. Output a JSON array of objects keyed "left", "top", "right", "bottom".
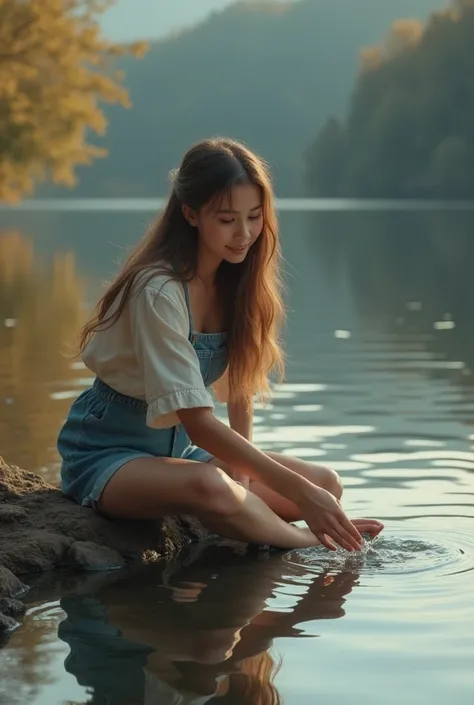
[
  {"left": 177, "top": 407, "right": 363, "bottom": 551},
  {"left": 227, "top": 399, "right": 253, "bottom": 442},
  {"left": 226, "top": 399, "right": 253, "bottom": 487},
  {"left": 178, "top": 406, "right": 301, "bottom": 501}
]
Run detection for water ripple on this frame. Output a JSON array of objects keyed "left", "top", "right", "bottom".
[{"left": 285, "top": 527, "right": 474, "bottom": 580}]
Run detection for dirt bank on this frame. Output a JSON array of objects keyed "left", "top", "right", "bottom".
[{"left": 0, "top": 457, "right": 208, "bottom": 631}]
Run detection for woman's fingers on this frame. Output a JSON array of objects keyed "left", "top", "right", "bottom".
[
  {"left": 330, "top": 531, "right": 356, "bottom": 552},
  {"left": 309, "top": 515, "right": 384, "bottom": 553},
  {"left": 325, "top": 513, "right": 362, "bottom": 550},
  {"left": 329, "top": 517, "right": 363, "bottom": 551},
  {"left": 318, "top": 518, "right": 358, "bottom": 552},
  {"left": 317, "top": 533, "right": 338, "bottom": 551},
  {"left": 352, "top": 519, "right": 384, "bottom": 536},
  {"left": 340, "top": 515, "right": 363, "bottom": 545}
]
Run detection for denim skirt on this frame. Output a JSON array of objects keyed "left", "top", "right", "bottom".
[{"left": 57, "top": 378, "right": 214, "bottom": 510}]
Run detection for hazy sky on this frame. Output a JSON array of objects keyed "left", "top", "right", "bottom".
[{"left": 100, "top": 0, "right": 240, "bottom": 41}]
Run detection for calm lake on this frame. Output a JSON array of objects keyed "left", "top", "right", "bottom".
[{"left": 1, "top": 200, "right": 474, "bottom": 704}]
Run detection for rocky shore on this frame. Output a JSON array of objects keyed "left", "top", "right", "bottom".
[{"left": 0, "top": 457, "right": 207, "bottom": 632}]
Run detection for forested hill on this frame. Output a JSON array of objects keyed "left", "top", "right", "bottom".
[
  {"left": 307, "top": 0, "right": 474, "bottom": 199},
  {"left": 48, "top": 0, "right": 442, "bottom": 198}
]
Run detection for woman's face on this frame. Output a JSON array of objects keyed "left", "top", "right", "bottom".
[{"left": 184, "top": 182, "right": 264, "bottom": 268}]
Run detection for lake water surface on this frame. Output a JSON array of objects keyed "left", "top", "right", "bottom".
[{"left": 1, "top": 201, "right": 474, "bottom": 704}]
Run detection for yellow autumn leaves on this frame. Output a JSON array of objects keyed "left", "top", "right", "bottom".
[{"left": 0, "top": 0, "right": 147, "bottom": 202}]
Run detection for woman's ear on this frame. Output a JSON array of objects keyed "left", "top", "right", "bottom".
[{"left": 182, "top": 205, "right": 198, "bottom": 227}]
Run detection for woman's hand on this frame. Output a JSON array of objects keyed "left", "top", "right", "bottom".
[
  {"left": 295, "top": 485, "right": 364, "bottom": 552},
  {"left": 351, "top": 518, "right": 384, "bottom": 538}
]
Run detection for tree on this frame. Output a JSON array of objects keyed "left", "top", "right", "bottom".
[
  {"left": 0, "top": 0, "right": 147, "bottom": 202},
  {"left": 306, "top": 118, "right": 347, "bottom": 197},
  {"left": 360, "top": 18, "right": 424, "bottom": 71},
  {"left": 35, "top": 0, "right": 439, "bottom": 199},
  {"left": 306, "top": 1, "right": 474, "bottom": 199},
  {"left": 427, "top": 135, "right": 473, "bottom": 197}
]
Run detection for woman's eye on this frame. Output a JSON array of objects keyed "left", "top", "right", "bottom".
[
  {"left": 249, "top": 214, "right": 262, "bottom": 220},
  {"left": 219, "top": 219, "right": 234, "bottom": 224}
]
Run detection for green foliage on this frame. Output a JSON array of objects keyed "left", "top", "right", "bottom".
[
  {"left": 307, "top": 2, "right": 474, "bottom": 198},
  {"left": 306, "top": 118, "right": 347, "bottom": 196}
]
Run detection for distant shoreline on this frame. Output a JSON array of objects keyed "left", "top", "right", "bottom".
[{"left": 2, "top": 198, "right": 474, "bottom": 213}]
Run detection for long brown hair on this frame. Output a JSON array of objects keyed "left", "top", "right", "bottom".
[
  {"left": 79, "top": 137, "right": 285, "bottom": 405},
  {"left": 209, "top": 651, "right": 282, "bottom": 705}
]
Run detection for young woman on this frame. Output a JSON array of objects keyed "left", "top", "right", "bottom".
[{"left": 57, "top": 137, "right": 383, "bottom": 550}]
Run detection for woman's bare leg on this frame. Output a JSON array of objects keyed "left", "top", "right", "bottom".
[
  {"left": 97, "top": 457, "right": 319, "bottom": 549},
  {"left": 211, "top": 451, "right": 343, "bottom": 522}
]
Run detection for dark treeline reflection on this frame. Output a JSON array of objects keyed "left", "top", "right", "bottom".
[
  {"left": 54, "top": 547, "right": 358, "bottom": 705},
  {"left": 0, "top": 231, "right": 85, "bottom": 476},
  {"left": 306, "top": 208, "right": 474, "bottom": 383}
]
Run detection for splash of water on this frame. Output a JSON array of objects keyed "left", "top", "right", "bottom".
[{"left": 285, "top": 528, "right": 473, "bottom": 578}]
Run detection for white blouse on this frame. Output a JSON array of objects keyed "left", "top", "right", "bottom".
[{"left": 82, "top": 272, "right": 229, "bottom": 429}]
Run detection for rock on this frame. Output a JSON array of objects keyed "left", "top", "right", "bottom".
[
  {"left": 0, "top": 457, "right": 209, "bottom": 632},
  {"left": 0, "top": 566, "right": 29, "bottom": 634},
  {"left": 1, "top": 531, "right": 73, "bottom": 574},
  {"left": 0, "top": 566, "right": 28, "bottom": 598},
  {"left": 0, "top": 505, "right": 28, "bottom": 522},
  {"left": 0, "top": 598, "right": 26, "bottom": 618},
  {"left": 0, "top": 612, "right": 18, "bottom": 632},
  {"left": 0, "top": 462, "right": 48, "bottom": 501},
  {"left": 67, "top": 541, "right": 126, "bottom": 571},
  {"left": 0, "top": 456, "right": 209, "bottom": 631}
]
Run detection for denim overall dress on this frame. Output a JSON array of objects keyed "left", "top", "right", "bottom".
[{"left": 57, "top": 283, "right": 228, "bottom": 509}]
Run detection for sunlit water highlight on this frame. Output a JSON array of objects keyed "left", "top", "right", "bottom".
[{"left": 2, "top": 205, "right": 474, "bottom": 704}]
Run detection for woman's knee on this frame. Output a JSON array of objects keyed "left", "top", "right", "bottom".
[
  {"left": 266, "top": 451, "right": 343, "bottom": 501},
  {"left": 316, "top": 464, "right": 343, "bottom": 500},
  {"left": 191, "top": 464, "right": 244, "bottom": 518}
]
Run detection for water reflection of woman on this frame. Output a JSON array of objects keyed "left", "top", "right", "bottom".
[{"left": 58, "top": 547, "right": 359, "bottom": 705}]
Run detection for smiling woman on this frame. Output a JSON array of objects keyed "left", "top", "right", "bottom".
[
  {"left": 182, "top": 184, "right": 264, "bottom": 291},
  {"left": 56, "top": 136, "right": 383, "bottom": 551}
]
